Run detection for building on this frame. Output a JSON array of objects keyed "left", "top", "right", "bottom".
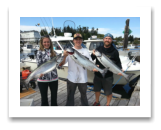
[{"left": 20, "top": 30, "right": 41, "bottom": 43}]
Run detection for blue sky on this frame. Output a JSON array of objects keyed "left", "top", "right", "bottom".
[{"left": 20, "top": 17, "right": 140, "bottom": 38}]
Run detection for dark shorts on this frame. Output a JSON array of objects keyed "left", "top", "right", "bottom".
[{"left": 93, "top": 75, "right": 113, "bottom": 96}]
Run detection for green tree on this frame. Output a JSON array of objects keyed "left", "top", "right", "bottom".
[
  {"left": 49, "top": 27, "right": 54, "bottom": 36},
  {"left": 115, "top": 36, "right": 123, "bottom": 42},
  {"left": 128, "top": 35, "right": 134, "bottom": 43},
  {"left": 113, "top": 41, "right": 118, "bottom": 45},
  {"left": 40, "top": 29, "right": 48, "bottom": 36},
  {"left": 134, "top": 37, "right": 140, "bottom": 41},
  {"left": 133, "top": 40, "right": 140, "bottom": 45},
  {"left": 97, "top": 34, "right": 104, "bottom": 39}
]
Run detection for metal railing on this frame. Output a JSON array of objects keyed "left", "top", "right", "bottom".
[{"left": 127, "top": 51, "right": 139, "bottom": 67}]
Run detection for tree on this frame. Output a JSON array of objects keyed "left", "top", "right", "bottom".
[
  {"left": 97, "top": 34, "right": 104, "bottom": 39},
  {"left": 115, "top": 36, "right": 123, "bottom": 42},
  {"left": 133, "top": 40, "right": 140, "bottom": 45},
  {"left": 40, "top": 29, "right": 48, "bottom": 36},
  {"left": 128, "top": 35, "right": 134, "bottom": 43},
  {"left": 134, "top": 37, "right": 140, "bottom": 41},
  {"left": 113, "top": 42, "right": 118, "bottom": 45},
  {"left": 49, "top": 27, "right": 54, "bottom": 36}
]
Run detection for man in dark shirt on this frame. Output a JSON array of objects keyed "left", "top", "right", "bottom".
[{"left": 91, "top": 33, "right": 123, "bottom": 106}]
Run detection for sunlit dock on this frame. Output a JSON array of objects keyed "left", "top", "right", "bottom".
[{"left": 20, "top": 79, "right": 140, "bottom": 106}]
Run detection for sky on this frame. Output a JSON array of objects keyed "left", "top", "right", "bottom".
[
  {"left": 8, "top": 6, "right": 151, "bottom": 118},
  {"left": 20, "top": 17, "right": 140, "bottom": 38}
]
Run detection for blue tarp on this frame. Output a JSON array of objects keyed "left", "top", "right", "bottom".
[{"left": 123, "top": 83, "right": 131, "bottom": 93}]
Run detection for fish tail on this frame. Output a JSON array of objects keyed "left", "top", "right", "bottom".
[
  {"left": 125, "top": 73, "right": 135, "bottom": 83},
  {"left": 101, "top": 68, "right": 108, "bottom": 78},
  {"left": 24, "top": 78, "right": 30, "bottom": 86}
]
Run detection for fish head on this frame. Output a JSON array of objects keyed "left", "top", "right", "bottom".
[
  {"left": 66, "top": 47, "right": 74, "bottom": 55},
  {"left": 95, "top": 50, "right": 102, "bottom": 57}
]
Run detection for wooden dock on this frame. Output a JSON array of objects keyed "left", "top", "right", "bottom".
[{"left": 20, "top": 79, "right": 140, "bottom": 106}]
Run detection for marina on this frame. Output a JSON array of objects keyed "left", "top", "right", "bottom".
[
  {"left": 20, "top": 18, "right": 140, "bottom": 107},
  {"left": 20, "top": 79, "right": 140, "bottom": 106},
  {"left": 20, "top": 32, "right": 140, "bottom": 85}
]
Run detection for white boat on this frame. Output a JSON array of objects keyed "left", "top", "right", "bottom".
[
  {"left": 20, "top": 46, "right": 23, "bottom": 52},
  {"left": 127, "top": 44, "right": 138, "bottom": 49},
  {"left": 21, "top": 43, "right": 37, "bottom": 52},
  {"left": 116, "top": 45, "right": 123, "bottom": 49},
  {"left": 34, "top": 45, "right": 40, "bottom": 50},
  {"left": 20, "top": 34, "right": 140, "bottom": 85},
  {"left": 82, "top": 36, "right": 140, "bottom": 85}
]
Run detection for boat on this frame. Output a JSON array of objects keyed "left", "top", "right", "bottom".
[
  {"left": 34, "top": 45, "right": 40, "bottom": 50},
  {"left": 20, "top": 34, "right": 140, "bottom": 85},
  {"left": 20, "top": 32, "right": 74, "bottom": 71},
  {"left": 82, "top": 36, "right": 140, "bottom": 85},
  {"left": 127, "top": 44, "right": 138, "bottom": 49},
  {"left": 116, "top": 45, "right": 123, "bottom": 49},
  {"left": 20, "top": 46, "right": 23, "bottom": 52},
  {"left": 21, "top": 43, "right": 37, "bottom": 52}
]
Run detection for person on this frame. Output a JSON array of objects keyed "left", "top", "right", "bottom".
[
  {"left": 91, "top": 33, "right": 123, "bottom": 106},
  {"left": 59, "top": 33, "right": 96, "bottom": 106},
  {"left": 36, "top": 35, "right": 58, "bottom": 106}
]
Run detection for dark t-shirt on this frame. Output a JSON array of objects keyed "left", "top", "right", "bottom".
[{"left": 91, "top": 45, "right": 122, "bottom": 78}]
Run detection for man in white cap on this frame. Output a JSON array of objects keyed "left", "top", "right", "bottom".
[{"left": 91, "top": 33, "right": 123, "bottom": 106}]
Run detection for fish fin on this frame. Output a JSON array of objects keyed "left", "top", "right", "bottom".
[
  {"left": 23, "top": 79, "right": 30, "bottom": 90},
  {"left": 83, "top": 67, "right": 85, "bottom": 70},
  {"left": 125, "top": 73, "right": 135, "bottom": 83},
  {"left": 101, "top": 68, "right": 109, "bottom": 77}
]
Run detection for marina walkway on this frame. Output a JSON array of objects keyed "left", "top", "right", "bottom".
[{"left": 20, "top": 80, "right": 140, "bottom": 106}]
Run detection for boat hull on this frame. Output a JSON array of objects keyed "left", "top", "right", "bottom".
[
  {"left": 22, "top": 48, "right": 37, "bottom": 52},
  {"left": 57, "top": 66, "right": 140, "bottom": 85}
]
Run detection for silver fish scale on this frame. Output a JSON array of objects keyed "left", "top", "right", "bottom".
[
  {"left": 70, "top": 50, "right": 104, "bottom": 73},
  {"left": 97, "top": 53, "right": 128, "bottom": 78},
  {"left": 25, "top": 56, "right": 60, "bottom": 84}
]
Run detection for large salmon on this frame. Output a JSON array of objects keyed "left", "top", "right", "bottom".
[
  {"left": 24, "top": 53, "right": 64, "bottom": 85},
  {"left": 66, "top": 48, "right": 107, "bottom": 77},
  {"left": 95, "top": 50, "right": 134, "bottom": 82}
]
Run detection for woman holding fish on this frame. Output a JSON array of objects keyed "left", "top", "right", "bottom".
[{"left": 36, "top": 35, "right": 59, "bottom": 106}]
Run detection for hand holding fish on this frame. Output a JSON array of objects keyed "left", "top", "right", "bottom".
[
  {"left": 63, "top": 50, "right": 68, "bottom": 57},
  {"left": 92, "top": 49, "right": 95, "bottom": 55},
  {"left": 93, "top": 65, "right": 99, "bottom": 72},
  {"left": 39, "top": 74, "right": 44, "bottom": 78},
  {"left": 117, "top": 69, "right": 124, "bottom": 76}
]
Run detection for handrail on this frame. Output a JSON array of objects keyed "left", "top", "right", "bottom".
[{"left": 127, "top": 51, "right": 139, "bottom": 67}]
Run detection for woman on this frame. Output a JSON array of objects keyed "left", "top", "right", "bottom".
[{"left": 36, "top": 35, "right": 58, "bottom": 106}]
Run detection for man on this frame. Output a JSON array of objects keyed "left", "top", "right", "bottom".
[
  {"left": 91, "top": 33, "right": 123, "bottom": 106},
  {"left": 60, "top": 33, "right": 95, "bottom": 106}
]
